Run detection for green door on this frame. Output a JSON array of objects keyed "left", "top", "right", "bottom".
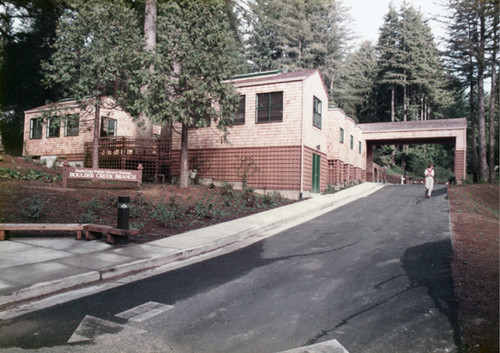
[{"left": 312, "top": 153, "right": 320, "bottom": 193}]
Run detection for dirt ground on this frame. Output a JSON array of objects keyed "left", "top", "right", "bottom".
[
  {"left": 448, "top": 184, "right": 499, "bottom": 353},
  {"left": 0, "top": 156, "right": 294, "bottom": 242},
  {"left": 0, "top": 156, "right": 498, "bottom": 352}
]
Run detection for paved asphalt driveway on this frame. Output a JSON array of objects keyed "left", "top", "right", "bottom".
[{"left": 0, "top": 184, "right": 461, "bottom": 353}]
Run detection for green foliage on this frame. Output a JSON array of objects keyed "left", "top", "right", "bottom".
[
  {"left": 21, "top": 195, "right": 46, "bottom": 219},
  {"left": 151, "top": 196, "right": 184, "bottom": 227},
  {"left": 145, "top": 1, "right": 241, "bottom": 129},
  {"left": 261, "top": 190, "right": 283, "bottom": 206},
  {"left": 79, "top": 197, "right": 106, "bottom": 223},
  {"left": 244, "top": 0, "right": 354, "bottom": 98},
  {"left": 0, "top": 167, "right": 21, "bottom": 179},
  {"left": 194, "top": 200, "right": 216, "bottom": 219},
  {"left": 220, "top": 182, "right": 235, "bottom": 206},
  {"left": 0, "top": 1, "right": 68, "bottom": 154},
  {"left": 42, "top": 0, "right": 145, "bottom": 116},
  {"left": 0, "top": 167, "right": 60, "bottom": 181},
  {"left": 242, "top": 186, "right": 256, "bottom": 207},
  {"left": 238, "top": 157, "right": 259, "bottom": 188},
  {"left": 152, "top": 202, "right": 177, "bottom": 227}
]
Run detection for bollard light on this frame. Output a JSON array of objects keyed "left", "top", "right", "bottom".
[{"left": 117, "top": 196, "right": 130, "bottom": 230}]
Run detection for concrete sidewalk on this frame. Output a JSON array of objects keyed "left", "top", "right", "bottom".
[{"left": 0, "top": 183, "right": 384, "bottom": 314}]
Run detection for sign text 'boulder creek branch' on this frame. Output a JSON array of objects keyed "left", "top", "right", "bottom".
[{"left": 62, "top": 164, "right": 143, "bottom": 188}]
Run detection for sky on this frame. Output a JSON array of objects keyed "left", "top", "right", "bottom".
[{"left": 344, "top": 0, "right": 450, "bottom": 48}]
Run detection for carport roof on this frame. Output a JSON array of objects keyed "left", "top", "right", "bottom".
[{"left": 359, "top": 118, "right": 467, "bottom": 132}]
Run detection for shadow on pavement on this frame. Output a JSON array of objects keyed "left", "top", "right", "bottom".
[{"left": 401, "top": 239, "right": 465, "bottom": 353}]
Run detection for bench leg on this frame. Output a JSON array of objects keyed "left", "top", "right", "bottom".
[
  {"left": 76, "top": 230, "right": 82, "bottom": 240},
  {"left": 85, "top": 230, "right": 100, "bottom": 241},
  {"left": 106, "top": 233, "right": 116, "bottom": 244},
  {"left": 0, "top": 230, "right": 9, "bottom": 241}
]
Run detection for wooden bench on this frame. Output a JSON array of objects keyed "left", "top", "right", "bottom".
[
  {"left": 0, "top": 223, "right": 139, "bottom": 244},
  {"left": 82, "top": 224, "right": 140, "bottom": 244}
]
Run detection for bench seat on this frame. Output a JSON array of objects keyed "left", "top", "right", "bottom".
[{"left": 0, "top": 223, "right": 138, "bottom": 244}]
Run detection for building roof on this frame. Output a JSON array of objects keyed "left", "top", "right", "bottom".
[
  {"left": 230, "top": 69, "right": 329, "bottom": 97},
  {"left": 359, "top": 118, "right": 467, "bottom": 132}
]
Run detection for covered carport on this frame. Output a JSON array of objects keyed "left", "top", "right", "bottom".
[{"left": 359, "top": 118, "right": 467, "bottom": 184}]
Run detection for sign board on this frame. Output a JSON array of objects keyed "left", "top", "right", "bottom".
[{"left": 62, "top": 164, "right": 143, "bottom": 188}]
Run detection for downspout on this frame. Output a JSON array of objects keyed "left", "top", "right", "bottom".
[{"left": 299, "top": 78, "right": 305, "bottom": 200}]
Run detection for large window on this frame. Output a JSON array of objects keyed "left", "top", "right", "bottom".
[
  {"left": 256, "top": 91, "right": 283, "bottom": 123},
  {"left": 64, "top": 114, "right": 79, "bottom": 136},
  {"left": 233, "top": 95, "right": 245, "bottom": 125},
  {"left": 340, "top": 127, "right": 344, "bottom": 143},
  {"left": 30, "top": 118, "right": 43, "bottom": 139},
  {"left": 350, "top": 135, "right": 354, "bottom": 149},
  {"left": 46, "top": 117, "right": 60, "bottom": 138},
  {"left": 100, "top": 117, "right": 117, "bottom": 137},
  {"left": 313, "top": 96, "right": 322, "bottom": 129}
]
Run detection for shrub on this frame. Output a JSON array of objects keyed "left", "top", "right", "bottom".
[
  {"left": 22, "top": 196, "right": 46, "bottom": 219},
  {"left": 242, "top": 186, "right": 256, "bottom": 207},
  {"left": 79, "top": 197, "right": 106, "bottom": 223},
  {"left": 152, "top": 202, "right": 177, "bottom": 227},
  {"left": 262, "top": 190, "right": 283, "bottom": 206}
]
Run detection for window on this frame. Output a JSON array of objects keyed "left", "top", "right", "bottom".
[
  {"left": 30, "top": 118, "right": 43, "bottom": 139},
  {"left": 313, "top": 96, "right": 322, "bottom": 128},
  {"left": 100, "top": 117, "right": 117, "bottom": 137},
  {"left": 46, "top": 117, "right": 60, "bottom": 138},
  {"left": 256, "top": 91, "right": 283, "bottom": 122},
  {"left": 359, "top": 141, "right": 362, "bottom": 154},
  {"left": 64, "top": 114, "right": 79, "bottom": 136},
  {"left": 233, "top": 95, "right": 245, "bottom": 125},
  {"left": 340, "top": 128, "right": 344, "bottom": 143},
  {"left": 350, "top": 135, "right": 354, "bottom": 149}
]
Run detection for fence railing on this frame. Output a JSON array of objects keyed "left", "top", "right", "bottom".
[{"left": 84, "top": 137, "right": 171, "bottom": 181}]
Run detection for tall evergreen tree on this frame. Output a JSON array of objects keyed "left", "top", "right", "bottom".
[
  {"left": 444, "top": 0, "right": 499, "bottom": 181},
  {"left": 0, "top": 0, "right": 67, "bottom": 154},
  {"left": 244, "top": 0, "right": 353, "bottom": 100},
  {"left": 335, "top": 41, "right": 377, "bottom": 122},
  {"left": 42, "top": 0, "right": 146, "bottom": 168},
  {"left": 144, "top": 0, "right": 241, "bottom": 187},
  {"left": 376, "top": 5, "right": 401, "bottom": 122}
]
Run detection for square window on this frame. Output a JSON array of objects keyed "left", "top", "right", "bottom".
[
  {"left": 313, "top": 96, "right": 322, "bottom": 129},
  {"left": 101, "top": 117, "right": 117, "bottom": 137},
  {"left": 256, "top": 91, "right": 283, "bottom": 123},
  {"left": 46, "top": 117, "right": 60, "bottom": 138},
  {"left": 30, "top": 118, "right": 43, "bottom": 139},
  {"left": 64, "top": 114, "right": 79, "bottom": 136},
  {"left": 233, "top": 95, "right": 245, "bottom": 125}
]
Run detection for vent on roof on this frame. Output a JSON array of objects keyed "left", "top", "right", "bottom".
[{"left": 232, "top": 70, "right": 282, "bottom": 80}]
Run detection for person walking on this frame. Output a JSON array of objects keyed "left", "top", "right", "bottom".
[{"left": 424, "top": 163, "right": 435, "bottom": 198}]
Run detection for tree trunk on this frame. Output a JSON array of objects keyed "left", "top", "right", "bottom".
[
  {"left": 469, "top": 76, "right": 479, "bottom": 182},
  {"left": 92, "top": 97, "right": 101, "bottom": 169},
  {"left": 477, "top": 13, "right": 488, "bottom": 182},
  {"left": 139, "top": 0, "right": 157, "bottom": 135},
  {"left": 180, "top": 123, "right": 190, "bottom": 187},
  {"left": 403, "top": 70, "right": 407, "bottom": 122},
  {"left": 489, "top": 35, "right": 497, "bottom": 182},
  {"left": 144, "top": 0, "right": 157, "bottom": 50},
  {"left": 420, "top": 96, "right": 424, "bottom": 120},
  {"left": 391, "top": 87, "right": 395, "bottom": 122}
]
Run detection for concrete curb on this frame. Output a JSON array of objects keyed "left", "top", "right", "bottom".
[{"left": 0, "top": 183, "right": 384, "bottom": 311}]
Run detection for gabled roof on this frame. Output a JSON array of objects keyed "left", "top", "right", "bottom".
[
  {"left": 230, "top": 69, "right": 329, "bottom": 98},
  {"left": 24, "top": 99, "right": 81, "bottom": 114}
]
